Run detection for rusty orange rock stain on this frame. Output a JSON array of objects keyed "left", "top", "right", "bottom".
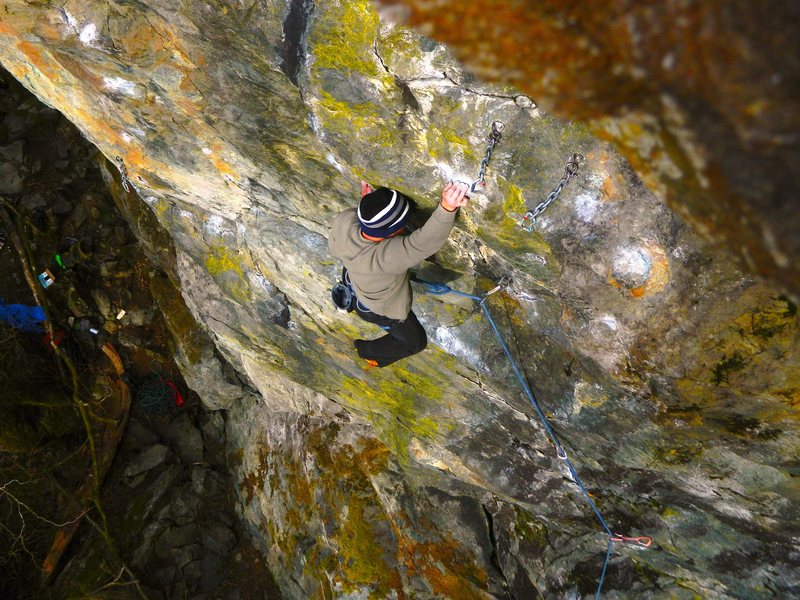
[
  {"left": 123, "top": 15, "right": 196, "bottom": 68},
  {"left": 0, "top": 20, "right": 20, "bottom": 38},
  {"left": 209, "top": 142, "right": 240, "bottom": 181},
  {"left": 395, "top": 528, "right": 488, "bottom": 599},
  {"left": 15, "top": 40, "right": 61, "bottom": 81},
  {"left": 601, "top": 175, "right": 616, "bottom": 200}
]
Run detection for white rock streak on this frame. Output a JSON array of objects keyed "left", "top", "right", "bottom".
[{"left": 103, "top": 77, "right": 143, "bottom": 99}]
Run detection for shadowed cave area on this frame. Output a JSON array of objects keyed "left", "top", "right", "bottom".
[{"left": 0, "top": 1, "right": 797, "bottom": 599}]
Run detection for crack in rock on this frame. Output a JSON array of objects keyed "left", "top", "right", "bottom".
[
  {"left": 482, "top": 503, "right": 517, "bottom": 599},
  {"left": 280, "top": 0, "right": 315, "bottom": 86}
]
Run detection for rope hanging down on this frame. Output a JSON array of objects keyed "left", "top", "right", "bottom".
[
  {"left": 521, "top": 153, "right": 584, "bottom": 231},
  {"left": 415, "top": 276, "right": 651, "bottom": 599}
]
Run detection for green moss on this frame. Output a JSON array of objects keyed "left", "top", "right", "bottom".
[{"left": 514, "top": 508, "right": 548, "bottom": 550}]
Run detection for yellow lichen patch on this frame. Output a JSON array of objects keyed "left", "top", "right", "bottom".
[
  {"left": 499, "top": 180, "right": 528, "bottom": 215},
  {"left": 424, "top": 125, "right": 475, "bottom": 161},
  {"left": 340, "top": 368, "right": 443, "bottom": 462},
  {"left": 334, "top": 502, "right": 403, "bottom": 595},
  {"left": 308, "top": 0, "right": 384, "bottom": 79},
  {"left": 377, "top": 25, "right": 423, "bottom": 68},
  {"left": 672, "top": 292, "right": 800, "bottom": 422},
  {"left": 315, "top": 91, "right": 381, "bottom": 133},
  {"left": 205, "top": 245, "right": 251, "bottom": 303},
  {"left": 477, "top": 217, "right": 554, "bottom": 267},
  {"left": 258, "top": 428, "right": 403, "bottom": 596},
  {"left": 573, "top": 380, "right": 610, "bottom": 409}
]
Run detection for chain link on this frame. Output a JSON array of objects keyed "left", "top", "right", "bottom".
[
  {"left": 114, "top": 155, "right": 132, "bottom": 193},
  {"left": 520, "top": 153, "right": 584, "bottom": 231},
  {"left": 469, "top": 121, "right": 504, "bottom": 194}
]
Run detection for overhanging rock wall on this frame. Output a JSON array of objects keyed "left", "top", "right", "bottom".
[
  {"left": 378, "top": 0, "right": 800, "bottom": 300},
  {"left": 1, "top": 1, "right": 798, "bottom": 598}
]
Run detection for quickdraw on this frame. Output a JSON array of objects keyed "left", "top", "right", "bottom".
[
  {"left": 520, "top": 153, "right": 584, "bottom": 231},
  {"left": 114, "top": 155, "right": 132, "bottom": 193},
  {"left": 467, "top": 121, "right": 504, "bottom": 194}
]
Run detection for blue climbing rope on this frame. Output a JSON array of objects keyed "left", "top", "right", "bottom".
[{"left": 415, "top": 277, "right": 651, "bottom": 599}]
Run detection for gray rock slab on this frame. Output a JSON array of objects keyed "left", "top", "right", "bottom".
[
  {"left": 200, "top": 411, "right": 225, "bottom": 445},
  {"left": 190, "top": 466, "right": 227, "bottom": 499},
  {"left": 172, "top": 542, "right": 203, "bottom": 570},
  {"left": 163, "top": 412, "right": 204, "bottom": 464},
  {"left": 0, "top": 140, "right": 24, "bottom": 162},
  {"left": 199, "top": 552, "right": 224, "bottom": 593},
  {"left": 153, "top": 565, "right": 176, "bottom": 588},
  {"left": 124, "top": 443, "right": 171, "bottom": 478},
  {"left": 125, "top": 419, "right": 159, "bottom": 449},
  {"left": 156, "top": 523, "right": 199, "bottom": 556},
  {"left": 200, "top": 521, "right": 237, "bottom": 555},
  {"left": 0, "top": 162, "right": 23, "bottom": 194}
]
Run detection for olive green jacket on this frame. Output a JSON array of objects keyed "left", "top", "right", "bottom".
[{"left": 328, "top": 203, "right": 457, "bottom": 320}]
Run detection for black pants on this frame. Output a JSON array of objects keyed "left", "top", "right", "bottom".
[{"left": 354, "top": 305, "right": 427, "bottom": 367}]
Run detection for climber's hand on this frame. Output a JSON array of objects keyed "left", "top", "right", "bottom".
[
  {"left": 360, "top": 180, "right": 375, "bottom": 198},
  {"left": 441, "top": 181, "right": 470, "bottom": 211}
]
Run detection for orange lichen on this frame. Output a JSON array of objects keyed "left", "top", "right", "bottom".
[
  {"left": 208, "top": 142, "right": 240, "bottom": 181},
  {"left": 395, "top": 524, "right": 489, "bottom": 599},
  {"left": 15, "top": 41, "right": 60, "bottom": 81}
]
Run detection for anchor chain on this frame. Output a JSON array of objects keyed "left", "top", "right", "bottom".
[
  {"left": 468, "top": 121, "right": 504, "bottom": 194},
  {"left": 114, "top": 155, "right": 132, "bottom": 193},
  {"left": 520, "top": 153, "right": 584, "bottom": 231}
]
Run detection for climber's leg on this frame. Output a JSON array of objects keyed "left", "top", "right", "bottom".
[{"left": 354, "top": 307, "right": 427, "bottom": 367}]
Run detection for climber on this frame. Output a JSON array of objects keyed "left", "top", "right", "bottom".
[{"left": 328, "top": 180, "right": 470, "bottom": 367}]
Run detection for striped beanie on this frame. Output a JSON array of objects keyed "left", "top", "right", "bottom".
[{"left": 357, "top": 188, "right": 410, "bottom": 238}]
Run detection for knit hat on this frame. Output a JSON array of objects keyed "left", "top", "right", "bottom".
[{"left": 358, "top": 188, "right": 410, "bottom": 238}]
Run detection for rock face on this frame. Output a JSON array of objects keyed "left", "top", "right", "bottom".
[
  {"left": 378, "top": 0, "right": 800, "bottom": 300},
  {"left": 1, "top": 1, "right": 798, "bottom": 598}
]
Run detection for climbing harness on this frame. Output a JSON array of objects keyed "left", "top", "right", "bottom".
[
  {"left": 415, "top": 275, "right": 652, "bottom": 599},
  {"left": 520, "top": 153, "right": 584, "bottom": 231},
  {"left": 114, "top": 155, "right": 132, "bottom": 193},
  {"left": 468, "top": 121, "right": 504, "bottom": 194}
]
